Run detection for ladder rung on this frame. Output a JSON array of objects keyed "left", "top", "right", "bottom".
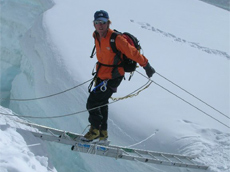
[
  {"left": 161, "top": 154, "right": 172, "bottom": 162},
  {"left": 148, "top": 152, "right": 159, "bottom": 160},
  {"left": 134, "top": 150, "right": 143, "bottom": 157},
  {"left": 186, "top": 157, "right": 196, "bottom": 164},
  {"left": 173, "top": 155, "right": 184, "bottom": 163}
]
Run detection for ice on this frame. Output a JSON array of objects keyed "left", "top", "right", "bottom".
[{"left": 0, "top": 0, "right": 229, "bottom": 171}]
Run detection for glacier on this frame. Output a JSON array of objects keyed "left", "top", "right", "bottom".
[
  {"left": 0, "top": 0, "right": 230, "bottom": 172},
  {"left": 0, "top": 0, "right": 53, "bottom": 107}
]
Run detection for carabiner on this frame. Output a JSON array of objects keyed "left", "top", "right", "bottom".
[{"left": 100, "top": 80, "right": 108, "bottom": 92}]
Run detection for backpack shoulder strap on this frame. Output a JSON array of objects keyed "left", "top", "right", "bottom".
[
  {"left": 110, "top": 30, "right": 121, "bottom": 54},
  {"left": 90, "top": 31, "right": 99, "bottom": 58},
  {"left": 90, "top": 45, "right": 96, "bottom": 58}
]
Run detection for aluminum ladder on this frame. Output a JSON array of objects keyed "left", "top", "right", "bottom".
[{"left": 21, "top": 121, "right": 209, "bottom": 170}]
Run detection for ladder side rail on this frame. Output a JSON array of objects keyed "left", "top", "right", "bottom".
[
  {"left": 148, "top": 152, "right": 201, "bottom": 169},
  {"left": 34, "top": 124, "right": 71, "bottom": 137},
  {"left": 145, "top": 150, "right": 196, "bottom": 160},
  {"left": 23, "top": 122, "right": 198, "bottom": 160},
  {"left": 22, "top": 121, "right": 83, "bottom": 138},
  {"left": 31, "top": 132, "right": 77, "bottom": 146},
  {"left": 72, "top": 144, "right": 209, "bottom": 170},
  {"left": 84, "top": 144, "right": 203, "bottom": 169},
  {"left": 25, "top": 123, "right": 209, "bottom": 170},
  {"left": 80, "top": 144, "right": 209, "bottom": 170},
  {"left": 22, "top": 122, "right": 64, "bottom": 134},
  {"left": 109, "top": 145, "right": 196, "bottom": 160},
  {"left": 32, "top": 132, "right": 209, "bottom": 170},
  {"left": 25, "top": 122, "right": 198, "bottom": 161},
  {"left": 113, "top": 152, "right": 161, "bottom": 164},
  {"left": 120, "top": 150, "right": 172, "bottom": 165},
  {"left": 117, "top": 154, "right": 199, "bottom": 169},
  {"left": 144, "top": 157, "right": 208, "bottom": 170},
  {"left": 74, "top": 145, "right": 202, "bottom": 170}
]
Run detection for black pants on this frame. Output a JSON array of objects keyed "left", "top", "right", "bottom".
[{"left": 86, "top": 76, "right": 123, "bottom": 130}]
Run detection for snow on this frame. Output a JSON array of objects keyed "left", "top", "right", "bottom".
[
  {"left": 0, "top": 106, "right": 57, "bottom": 172},
  {"left": 0, "top": 0, "right": 229, "bottom": 172}
]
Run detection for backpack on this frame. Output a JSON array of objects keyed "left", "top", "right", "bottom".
[
  {"left": 110, "top": 30, "right": 141, "bottom": 73},
  {"left": 90, "top": 30, "right": 141, "bottom": 79}
]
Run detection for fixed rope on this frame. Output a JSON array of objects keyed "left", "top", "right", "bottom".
[
  {"left": 0, "top": 70, "right": 228, "bottom": 129},
  {"left": 0, "top": 80, "right": 150, "bottom": 119},
  {"left": 136, "top": 70, "right": 230, "bottom": 129},
  {"left": 155, "top": 72, "right": 229, "bottom": 119},
  {"left": 0, "top": 78, "right": 92, "bottom": 101}
]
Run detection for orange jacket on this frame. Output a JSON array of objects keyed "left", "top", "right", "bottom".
[{"left": 93, "top": 29, "right": 148, "bottom": 80}]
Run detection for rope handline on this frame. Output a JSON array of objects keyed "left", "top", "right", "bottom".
[
  {"left": 156, "top": 72, "right": 229, "bottom": 119},
  {"left": 0, "top": 99, "right": 115, "bottom": 119},
  {"left": 0, "top": 78, "right": 93, "bottom": 101},
  {"left": 1, "top": 71, "right": 228, "bottom": 129},
  {"left": 0, "top": 81, "right": 149, "bottom": 119},
  {"left": 136, "top": 70, "right": 230, "bottom": 129}
]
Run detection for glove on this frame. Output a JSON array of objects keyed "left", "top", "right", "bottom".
[{"left": 143, "top": 62, "right": 155, "bottom": 78}]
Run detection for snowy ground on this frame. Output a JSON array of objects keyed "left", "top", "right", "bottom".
[
  {"left": 0, "top": 106, "right": 57, "bottom": 172},
  {"left": 0, "top": 0, "right": 229, "bottom": 172}
]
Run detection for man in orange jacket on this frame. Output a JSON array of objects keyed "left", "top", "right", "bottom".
[{"left": 83, "top": 10, "right": 155, "bottom": 142}]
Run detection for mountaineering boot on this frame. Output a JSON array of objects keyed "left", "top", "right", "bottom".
[
  {"left": 82, "top": 126, "right": 100, "bottom": 141},
  {"left": 98, "top": 130, "right": 110, "bottom": 145},
  {"left": 99, "top": 130, "right": 108, "bottom": 141}
]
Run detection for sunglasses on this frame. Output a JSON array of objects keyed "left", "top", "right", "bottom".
[{"left": 94, "top": 20, "right": 107, "bottom": 25}]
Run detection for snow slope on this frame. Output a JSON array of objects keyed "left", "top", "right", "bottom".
[
  {"left": 0, "top": 106, "right": 57, "bottom": 172},
  {"left": 0, "top": 0, "right": 229, "bottom": 172}
]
